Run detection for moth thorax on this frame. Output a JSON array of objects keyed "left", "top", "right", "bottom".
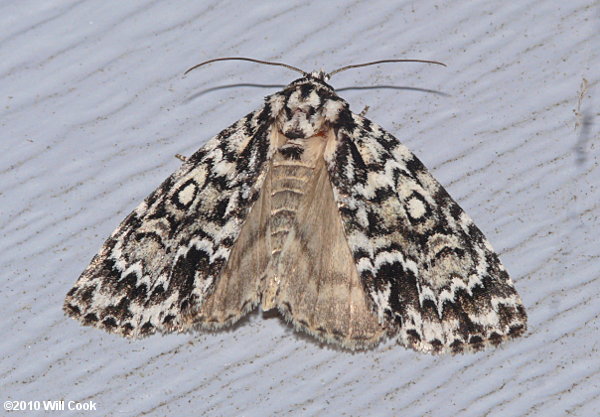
[{"left": 277, "top": 87, "right": 327, "bottom": 139}]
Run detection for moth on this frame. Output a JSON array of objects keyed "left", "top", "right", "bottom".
[{"left": 64, "top": 57, "right": 527, "bottom": 354}]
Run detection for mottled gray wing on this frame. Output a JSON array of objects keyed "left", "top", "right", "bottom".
[
  {"left": 325, "top": 113, "right": 527, "bottom": 354},
  {"left": 64, "top": 108, "right": 276, "bottom": 338}
]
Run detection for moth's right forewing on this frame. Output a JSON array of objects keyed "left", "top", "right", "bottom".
[{"left": 325, "top": 112, "right": 527, "bottom": 354}]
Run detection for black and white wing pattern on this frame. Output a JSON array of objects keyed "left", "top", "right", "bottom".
[
  {"left": 327, "top": 114, "right": 526, "bottom": 353},
  {"left": 64, "top": 107, "right": 276, "bottom": 338},
  {"left": 325, "top": 113, "right": 527, "bottom": 354}
]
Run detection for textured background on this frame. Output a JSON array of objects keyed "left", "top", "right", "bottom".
[{"left": 1, "top": 1, "right": 599, "bottom": 416}]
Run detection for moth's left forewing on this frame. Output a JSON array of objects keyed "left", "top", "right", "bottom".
[
  {"left": 325, "top": 112, "right": 527, "bottom": 354},
  {"left": 64, "top": 108, "right": 277, "bottom": 337}
]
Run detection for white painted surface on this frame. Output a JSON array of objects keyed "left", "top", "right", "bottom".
[{"left": 1, "top": 1, "right": 598, "bottom": 416}]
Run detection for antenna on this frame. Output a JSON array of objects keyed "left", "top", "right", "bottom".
[
  {"left": 183, "top": 57, "right": 446, "bottom": 81},
  {"left": 328, "top": 59, "right": 446, "bottom": 77},
  {"left": 184, "top": 57, "right": 307, "bottom": 76}
]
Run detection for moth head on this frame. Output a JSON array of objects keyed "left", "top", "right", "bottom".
[
  {"left": 184, "top": 57, "right": 445, "bottom": 140},
  {"left": 270, "top": 77, "right": 347, "bottom": 139}
]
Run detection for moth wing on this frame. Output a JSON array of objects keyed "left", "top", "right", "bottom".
[
  {"left": 64, "top": 108, "right": 275, "bottom": 338},
  {"left": 271, "top": 145, "right": 386, "bottom": 350},
  {"left": 194, "top": 160, "right": 271, "bottom": 328},
  {"left": 326, "top": 113, "right": 527, "bottom": 354}
]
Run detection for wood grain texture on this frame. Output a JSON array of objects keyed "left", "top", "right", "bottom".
[{"left": 0, "top": 1, "right": 598, "bottom": 416}]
